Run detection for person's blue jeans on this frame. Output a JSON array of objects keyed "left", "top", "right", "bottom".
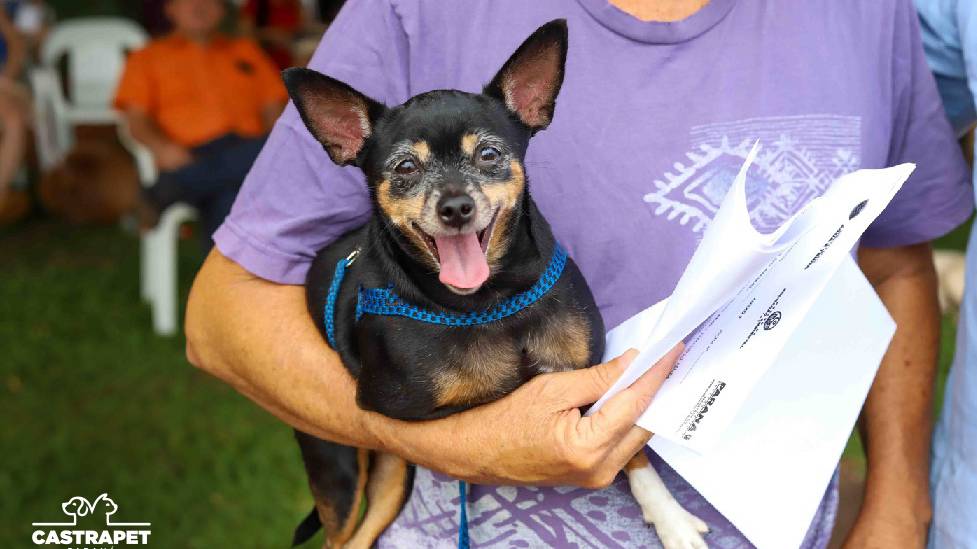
[{"left": 147, "top": 133, "right": 266, "bottom": 251}]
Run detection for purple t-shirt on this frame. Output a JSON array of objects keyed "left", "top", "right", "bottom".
[{"left": 216, "top": 0, "right": 973, "bottom": 547}]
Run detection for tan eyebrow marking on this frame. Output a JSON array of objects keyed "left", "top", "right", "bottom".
[
  {"left": 411, "top": 141, "right": 430, "bottom": 163},
  {"left": 460, "top": 133, "right": 478, "bottom": 156}
]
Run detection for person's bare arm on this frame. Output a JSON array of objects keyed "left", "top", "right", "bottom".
[
  {"left": 845, "top": 242, "right": 940, "bottom": 548},
  {"left": 121, "top": 108, "right": 192, "bottom": 171},
  {"left": 185, "top": 249, "right": 680, "bottom": 487},
  {"left": 0, "top": 10, "right": 26, "bottom": 80}
]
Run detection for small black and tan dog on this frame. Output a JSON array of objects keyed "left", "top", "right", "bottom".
[{"left": 285, "top": 20, "right": 707, "bottom": 549}]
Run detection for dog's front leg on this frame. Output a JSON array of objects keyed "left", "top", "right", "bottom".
[
  {"left": 625, "top": 451, "right": 710, "bottom": 549},
  {"left": 343, "top": 452, "right": 411, "bottom": 549}
]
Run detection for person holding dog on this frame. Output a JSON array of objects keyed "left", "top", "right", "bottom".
[
  {"left": 186, "top": 0, "right": 973, "bottom": 547},
  {"left": 114, "top": 0, "right": 287, "bottom": 250}
]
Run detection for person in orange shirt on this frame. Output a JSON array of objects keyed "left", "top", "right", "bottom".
[{"left": 115, "top": 0, "right": 286, "bottom": 250}]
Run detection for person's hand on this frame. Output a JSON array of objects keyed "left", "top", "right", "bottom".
[
  {"left": 387, "top": 345, "right": 682, "bottom": 487},
  {"left": 152, "top": 141, "right": 193, "bottom": 171}
]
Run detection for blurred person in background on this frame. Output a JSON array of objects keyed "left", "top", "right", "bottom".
[
  {"left": 238, "top": 0, "right": 303, "bottom": 69},
  {"left": 114, "top": 0, "right": 287, "bottom": 250},
  {"left": 308, "top": 0, "right": 342, "bottom": 25},
  {"left": 913, "top": 1, "right": 977, "bottom": 547},
  {"left": 0, "top": 5, "right": 29, "bottom": 212},
  {"left": 139, "top": 0, "right": 171, "bottom": 36},
  {"left": 240, "top": 0, "right": 343, "bottom": 69},
  {"left": 10, "top": 0, "right": 50, "bottom": 54},
  {"left": 289, "top": 0, "right": 332, "bottom": 67}
]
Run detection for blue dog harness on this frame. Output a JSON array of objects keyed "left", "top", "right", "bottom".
[{"left": 322, "top": 243, "right": 568, "bottom": 548}]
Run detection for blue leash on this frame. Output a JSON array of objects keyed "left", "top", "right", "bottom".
[
  {"left": 458, "top": 481, "right": 470, "bottom": 549},
  {"left": 323, "top": 249, "right": 359, "bottom": 347},
  {"left": 323, "top": 244, "right": 569, "bottom": 549}
]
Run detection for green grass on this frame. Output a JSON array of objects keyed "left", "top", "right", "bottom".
[{"left": 0, "top": 220, "right": 315, "bottom": 547}]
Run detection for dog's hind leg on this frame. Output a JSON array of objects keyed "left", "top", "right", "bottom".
[
  {"left": 343, "top": 452, "right": 410, "bottom": 549},
  {"left": 294, "top": 432, "right": 369, "bottom": 548},
  {"left": 625, "top": 451, "right": 710, "bottom": 549}
]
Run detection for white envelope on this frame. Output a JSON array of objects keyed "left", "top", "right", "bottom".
[
  {"left": 593, "top": 147, "right": 912, "bottom": 547},
  {"left": 590, "top": 146, "right": 912, "bottom": 450},
  {"left": 605, "top": 259, "right": 894, "bottom": 549}
]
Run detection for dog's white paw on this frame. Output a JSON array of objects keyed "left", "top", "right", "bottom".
[
  {"left": 648, "top": 507, "right": 710, "bottom": 549},
  {"left": 627, "top": 462, "right": 710, "bottom": 549}
]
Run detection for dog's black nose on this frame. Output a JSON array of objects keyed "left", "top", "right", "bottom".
[{"left": 437, "top": 194, "right": 476, "bottom": 228}]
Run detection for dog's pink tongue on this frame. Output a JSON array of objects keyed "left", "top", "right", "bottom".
[{"left": 435, "top": 233, "right": 489, "bottom": 289}]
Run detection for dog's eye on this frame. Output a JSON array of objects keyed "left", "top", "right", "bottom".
[
  {"left": 477, "top": 146, "right": 501, "bottom": 164},
  {"left": 394, "top": 158, "right": 418, "bottom": 175}
]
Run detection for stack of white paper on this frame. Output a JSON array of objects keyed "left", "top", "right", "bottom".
[{"left": 591, "top": 144, "right": 914, "bottom": 548}]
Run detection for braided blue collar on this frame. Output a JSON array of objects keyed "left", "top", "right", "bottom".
[{"left": 323, "top": 244, "right": 568, "bottom": 347}]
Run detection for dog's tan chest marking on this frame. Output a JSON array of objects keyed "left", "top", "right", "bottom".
[
  {"left": 434, "top": 310, "right": 592, "bottom": 408},
  {"left": 435, "top": 334, "right": 521, "bottom": 408},
  {"left": 524, "top": 310, "right": 592, "bottom": 372}
]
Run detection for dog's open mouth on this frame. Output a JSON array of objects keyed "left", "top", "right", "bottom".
[{"left": 413, "top": 210, "right": 498, "bottom": 293}]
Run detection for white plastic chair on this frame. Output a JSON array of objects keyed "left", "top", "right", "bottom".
[
  {"left": 30, "top": 18, "right": 196, "bottom": 336},
  {"left": 30, "top": 17, "right": 147, "bottom": 168},
  {"left": 117, "top": 123, "right": 197, "bottom": 336}
]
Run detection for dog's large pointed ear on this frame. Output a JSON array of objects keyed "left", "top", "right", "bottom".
[
  {"left": 484, "top": 19, "right": 568, "bottom": 132},
  {"left": 282, "top": 68, "right": 386, "bottom": 166}
]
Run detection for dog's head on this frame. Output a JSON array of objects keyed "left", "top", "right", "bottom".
[{"left": 284, "top": 20, "right": 568, "bottom": 295}]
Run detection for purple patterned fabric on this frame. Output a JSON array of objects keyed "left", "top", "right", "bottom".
[
  {"left": 379, "top": 452, "right": 839, "bottom": 549},
  {"left": 215, "top": 0, "right": 972, "bottom": 546}
]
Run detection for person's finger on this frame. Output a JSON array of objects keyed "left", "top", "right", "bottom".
[
  {"left": 582, "top": 343, "right": 683, "bottom": 442},
  {"left": 554, "top": 348, "right": 639, "bottom": 408},
  {"left": 603, "top": 425, "right": 654, "bottom": 470}
]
